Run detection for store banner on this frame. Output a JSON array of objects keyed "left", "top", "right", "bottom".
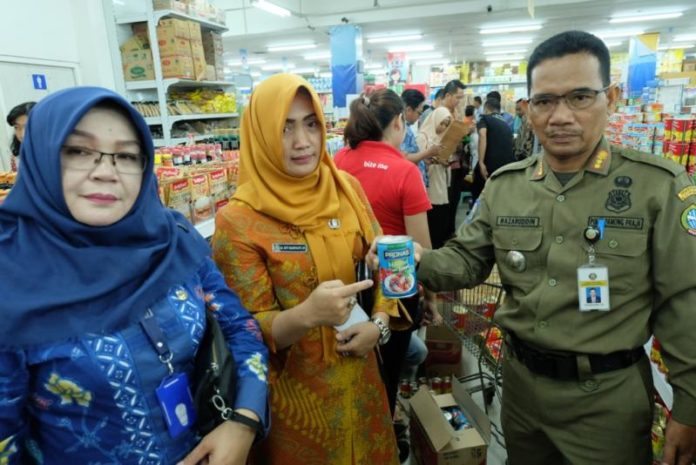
[
  {"left": 330, "top": 24, "right": 363, "bottom": 108},
  {"left": 627, "top": 33, "right": 659, "bottom": 98}
]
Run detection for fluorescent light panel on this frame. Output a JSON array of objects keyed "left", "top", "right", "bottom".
[
  {"left": 603, "top": 41, "right": 624, "bottom": 47},
  {"left": 406, "top": 52, "right": 444, "bottom": 60},
  {"left": 267, "top": 43, "right": 316, "bottom": 52},
  {"left": 593, "top": 29, "right": 645, "bottom": 39},
  {"left": 415, "top": 60, "right": 453, "bottom": 66},
  {"left": 367, "top": 34, "right": 423, "bottom": 43},
  {"left": 293, "top": 67, "right": 317, "bottom": 74},
  {"left": 609, "top": 12, "right": 682, "bottom": 24},
  {"left": 482, "top": 38, "right": 533, "bottom": 47},
  {"left": 319, "top": 72, "right": 332, "bottom": 78},
  {"left": 253, "top": 0, "right": 291, "bottom": 17},
  {"left": 261, "top": 63, "right": 296, "bottom": 70},
  {"left": 227, "top": 58, "right": 266, "bottom": 66},
  {"left": 480, "top": 24, "right": 542, "bottom": 34},
  {"left": 387, "top": 44, "right": 434, "bottom": 52},
  {"left": 487, "top": 55, "right": 525, "bottom": 62},
  {"left": 675, "top": 35, "right": 696, "bottom": 42},
  {"left": 659, "top": 44, "right": 695, "bottom": 50}
]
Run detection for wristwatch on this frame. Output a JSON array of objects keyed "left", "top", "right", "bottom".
[{"left": 371, "top": 316, "right": 391, "bottom": 345}]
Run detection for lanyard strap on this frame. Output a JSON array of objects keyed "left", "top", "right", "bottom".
[{"left": 140, "top": 312, "right": 175, "bottom": 374}]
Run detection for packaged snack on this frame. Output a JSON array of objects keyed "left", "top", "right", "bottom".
[
  {"left": 166, "top": 178, "right": 192, "bottom": 221},
  {"left": 190, "top": 174, "right": 213, "bottom": 223}
]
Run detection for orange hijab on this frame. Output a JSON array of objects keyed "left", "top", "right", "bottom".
[{"left": 233, "top": 74, "right": 375, "bottom": 362}]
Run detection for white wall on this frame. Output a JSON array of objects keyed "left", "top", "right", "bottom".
[{"left": 0, "top": 0, "right": 116, "bottom": 168}]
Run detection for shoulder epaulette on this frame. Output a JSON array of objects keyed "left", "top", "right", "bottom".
[
  {"left": 490, "top": 155, "right": 537, "bottom": 178},
  {"left": 615, "top": 145, "right": 683, "bottom": 177}
]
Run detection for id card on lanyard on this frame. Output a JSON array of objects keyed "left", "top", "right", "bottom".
[
  {"left": 577, "top": 219, "right": 611, "bottom": 312},
  {"left": 140, "top": 311, "right": 196, "bottom": 438}
]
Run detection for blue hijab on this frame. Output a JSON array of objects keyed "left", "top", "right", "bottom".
[{"left": 0, "top": 87, "right": 210, "bottom": 349}]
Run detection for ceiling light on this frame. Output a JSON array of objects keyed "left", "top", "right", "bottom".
[
  {"left": 603, "top": 41, "right": 624, "bottom": 47},
  {"left": 675, "top": 35, "right": 696, "bottom": 42},
  {"left": 304, "top": 51, "right": 331, "bottom": 60},
  {"left": 252, "top": 0, "right": 291, "bottom": 17},
  {"left": 482, "top": 38, "right": 534, "bottom": 47},
  {"left": 227, "top": 58, "right": 267, "bottom": 66},
  {"left": 484, "top": 49, "right": 528, "bottom": 56},
  {"left": 480, "top": 24, "right": 542, "bottom": 35},
  {"left": 592, "top": 29, "right": 645, "bottom": 39},
  {"left": 659, "top": 44, "right": 695, "bottom": 50},
  {"left": 267, "top": 43, "right": 316, "bottom": 52},
  {"left": 414, "top": 60, "right": 453, "bottom": 66},
  {"left": 609, "top": 12, "right": 683, "bottom": 24},
  {"left": 319, "top": 72, "right": 332, "bottom": 78},
  {"left": 387, "top": 44, "right": 434, "bottom": 52},
  {"left": 367, "top": 34, "right": 423, "bottom": 43},
  {"left": 486, "top": 55, "right": 525, "bottom": 62},
  {"left": 261, "top": 63, "right": 296, "bottom": 71},
  {"left": 250, "top": 71, "right": 262, "bottom": 77}
]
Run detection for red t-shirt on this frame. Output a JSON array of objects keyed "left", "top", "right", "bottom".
[{"left": 334, "top": 140, "right": 432, "bottom": 235}]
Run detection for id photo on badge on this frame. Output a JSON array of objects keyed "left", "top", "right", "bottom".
[{"left": 577, "top": 265, "right": 611, "bottom": 311}]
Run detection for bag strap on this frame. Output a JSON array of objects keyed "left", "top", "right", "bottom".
[{"left": 140, "top": 310, "right": 175, "bottom": 374}]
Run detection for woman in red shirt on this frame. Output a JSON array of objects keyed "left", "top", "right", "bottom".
[{"left": 334, "top": 88, "right": 439, "bottom": 424}]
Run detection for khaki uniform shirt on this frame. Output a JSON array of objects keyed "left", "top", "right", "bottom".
[{"left": 419, "top": 137, "right": 696, "bottom": 424}]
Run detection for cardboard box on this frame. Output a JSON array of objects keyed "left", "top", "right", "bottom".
[
  {"left": 122, "top": 50, "right": 155, "bottom": 81},
  {"left": 204, "top": 64, "right": 217, "bottom": 81},
  {"left": 153, "top": 0, "right": 188, "bottom": 13},
  {"left": 158, "top": 18, "right": 190, "bottom": 40},
  {"left": 159, "top": 36, "right": 191, "bottom": 58},
  {"left": 161, "top": 55, "right": 194, "bottom": 79},
  {"left": 189, "top": 22, "right": 202, "bottom": 43},
  {"left": 190, "top": 39, "right": 207, "bottom": 80},
  {"left": 120, "top": 35, "right": 149, "bottom": 53},
  {"left": 424, "top": 325, "right": 465, "bottom": 377},
  {"left": 410, "top": 378, "right": 490, "bottom": 465},
  {"left": 131, "top": 22, "right": 149, "bottom": 41}
]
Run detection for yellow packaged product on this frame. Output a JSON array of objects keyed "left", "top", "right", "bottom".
[
  {"left": 191, "top": 174, "right": 214, "bottom": 224},
  {"left": 166, "top": 178, "right": 192, "bottom": 221}
]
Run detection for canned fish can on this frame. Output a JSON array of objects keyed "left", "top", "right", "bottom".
[
  {"left": 377, "top": 236, "right": 417, "bottom": 298},
  {"left": 430, "top": 377, "right": 443, "bottom": 394}
]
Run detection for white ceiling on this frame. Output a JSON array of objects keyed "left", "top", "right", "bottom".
[{"left": 215, "top": 0, "right": 696, "bottom": 73}]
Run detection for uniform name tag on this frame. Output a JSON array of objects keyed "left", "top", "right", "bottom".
[
  {"left": 272, "top": 243, "right": 308, "bottom": 253},
  {"left": 156, "top": 372, "right": 196, "bottom": 438},
  {"left": 496, "top": 216, "right": 540, "bottom": 227},
  {"left": 588, "top": 216, "right": 643, "bottom": 231}
]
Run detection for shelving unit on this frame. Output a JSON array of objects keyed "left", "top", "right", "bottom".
[{"left": 104, "top": 0, "right": 237, "bottom": 147}]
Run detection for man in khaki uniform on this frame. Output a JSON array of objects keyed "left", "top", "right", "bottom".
[{"left": 414, "top": 31, "right": 696, "bottom": 465}]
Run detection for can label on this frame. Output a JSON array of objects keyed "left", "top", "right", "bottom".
[{"left": 377, "top": 236, "right": 417, "bottom": 298}]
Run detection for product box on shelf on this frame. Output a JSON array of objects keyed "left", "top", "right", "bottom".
[
  {"left": 157, "top": 18, "right": 190, "bottom": 40},
  {"left": 131, "top": 22, "right": 149, "bottom": 42},
  {"left": 409, "top": 377, "right": 489, "bottom": 465},
  {"left": 189, "top": 40, "right": 207, "bottom": 80},
  {"left": 122, "top": 50, "right": 155, "bottom": 81},
  {"left": 165, "top": 178, "right": 193, "bottom": 221},
  {"left": 424, "top": 325, "right": 464, "bottom": 378},
  {"left": 191, "top": 173, "right": 213, "bottom": 223},
  {"left": 161, "top": 55, "right": 195, "bottom": 79},
  {"left": 188, "top": 22, "right": 203, "bottom": 43},
  {"left": 120, "top": 34, "right": 149, "bottom": 53},
  {"left": 153, "top": 0, "right": 188, "bottom": 13}
]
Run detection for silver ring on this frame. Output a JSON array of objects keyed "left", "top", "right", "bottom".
[{"left": 347, "top": 296, "right": 357, "bottom": 309}]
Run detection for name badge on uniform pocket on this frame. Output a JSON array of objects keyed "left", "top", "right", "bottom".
[
  {"left": 577, "top": 265, "right": 611, "bottom": 312},
  {"left": 156, "top": 372, "right": 196, "bottom": 438}
]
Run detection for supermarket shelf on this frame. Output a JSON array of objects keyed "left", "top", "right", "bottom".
[
  {"left": 169, "top": 112, "right": 238, "bottom": 123},
  {"left": 144, "top": 116, "right": 162, "bottom": 125},
  {"left": 170, "top": 135, "right": 212, "bottom": 144},
  {"left": 126, "top": 79, "right": 233, "bottom": 91},
  {"left": 644, "top": 338, "right": 673, "bottom": 409},
  {"left": 117, "top": 10, "right": 228, "bottom": 33},
  {"left": 153, "top": 138, "right": 165, "bottom": 146},
  {"left": 195, "top": 218, "right": 215, "bottom": 238}
]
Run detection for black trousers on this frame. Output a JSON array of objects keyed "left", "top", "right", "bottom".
[
  {"left": 380, "top": 294, "right": 421, "bottom": 416},
  {"left": 427, "top": 204, "right": 450, "bottom": 249},
  {"left": 447, "top": 167, "right": 466, "bottom": 237}
]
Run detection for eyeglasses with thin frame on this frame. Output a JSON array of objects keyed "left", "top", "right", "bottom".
[
  {"left": 528, "top": 85, "right": 613, "bottom": 114},
  {"left": 61, "top": 145, "right": 146, "bottom": 174}
]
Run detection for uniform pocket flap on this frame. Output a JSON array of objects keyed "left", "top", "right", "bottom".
[
  {"left": 492, "top": 229, "right": 543, "bottom": 251},
  {"left": 595, "top": 233, "right": 648, "bottom": 257}
]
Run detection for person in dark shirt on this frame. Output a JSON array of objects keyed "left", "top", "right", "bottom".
[{"left": 472, "top": 98, "right": 515, "bottom": 200}]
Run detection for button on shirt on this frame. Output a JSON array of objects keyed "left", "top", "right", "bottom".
[{"left": 417, "top": 138, "right": 696, "bottom": 424}]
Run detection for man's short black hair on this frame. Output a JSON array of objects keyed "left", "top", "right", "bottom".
[
  {"left": 527, "top": 30, "right": 610, "bottom": 93},
  {"left": 484, "top": 99, "right": 501, "bottom": 113},
  {"left": 474, "top": 96, "right": 482, "bottom": 105},
  {"left": 434, "top": 88, "right": 446, "bottom": 100},
  {"left": 401, "top": 89, "right": 425, "bottom": 110},
  {"left": 465, "top": 105, "right": 475, "bottom": 117},
  {"left": 486, "top": 91, "right": 501, "bottom": 102},
  {"left": 443, "top": 79, "right": 466, "bottom": 96}
]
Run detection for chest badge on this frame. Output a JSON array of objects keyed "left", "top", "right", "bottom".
[
  {"left": 505, "top": 251, "right": 527, "bottom": 272},
  {"left": 681, "top": 205, "right": 696, "bottom": 236},
  {"left": 328, "top": 218, "right": 341, "bottom": 229},
  {"left": 606, "top": 189, "right": 631, "bottom": 213},
  {"left": 614, "top": 176, "right": 633, "bottom": 188}
]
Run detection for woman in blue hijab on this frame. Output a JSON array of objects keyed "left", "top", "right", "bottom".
[{"left": 0, "top": 87, "right": 268, "bottom": 465}]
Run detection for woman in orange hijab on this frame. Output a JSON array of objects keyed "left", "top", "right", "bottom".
[{"left": 212, "top": 74, "right": 402, "bottom": 464}]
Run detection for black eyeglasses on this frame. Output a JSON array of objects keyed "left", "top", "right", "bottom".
[
  {"left": 529, "top": 85, "right": 613, "bottom": 114},
  {"left": 61, "top": 146, "right": 146, "bottom": 174}
]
